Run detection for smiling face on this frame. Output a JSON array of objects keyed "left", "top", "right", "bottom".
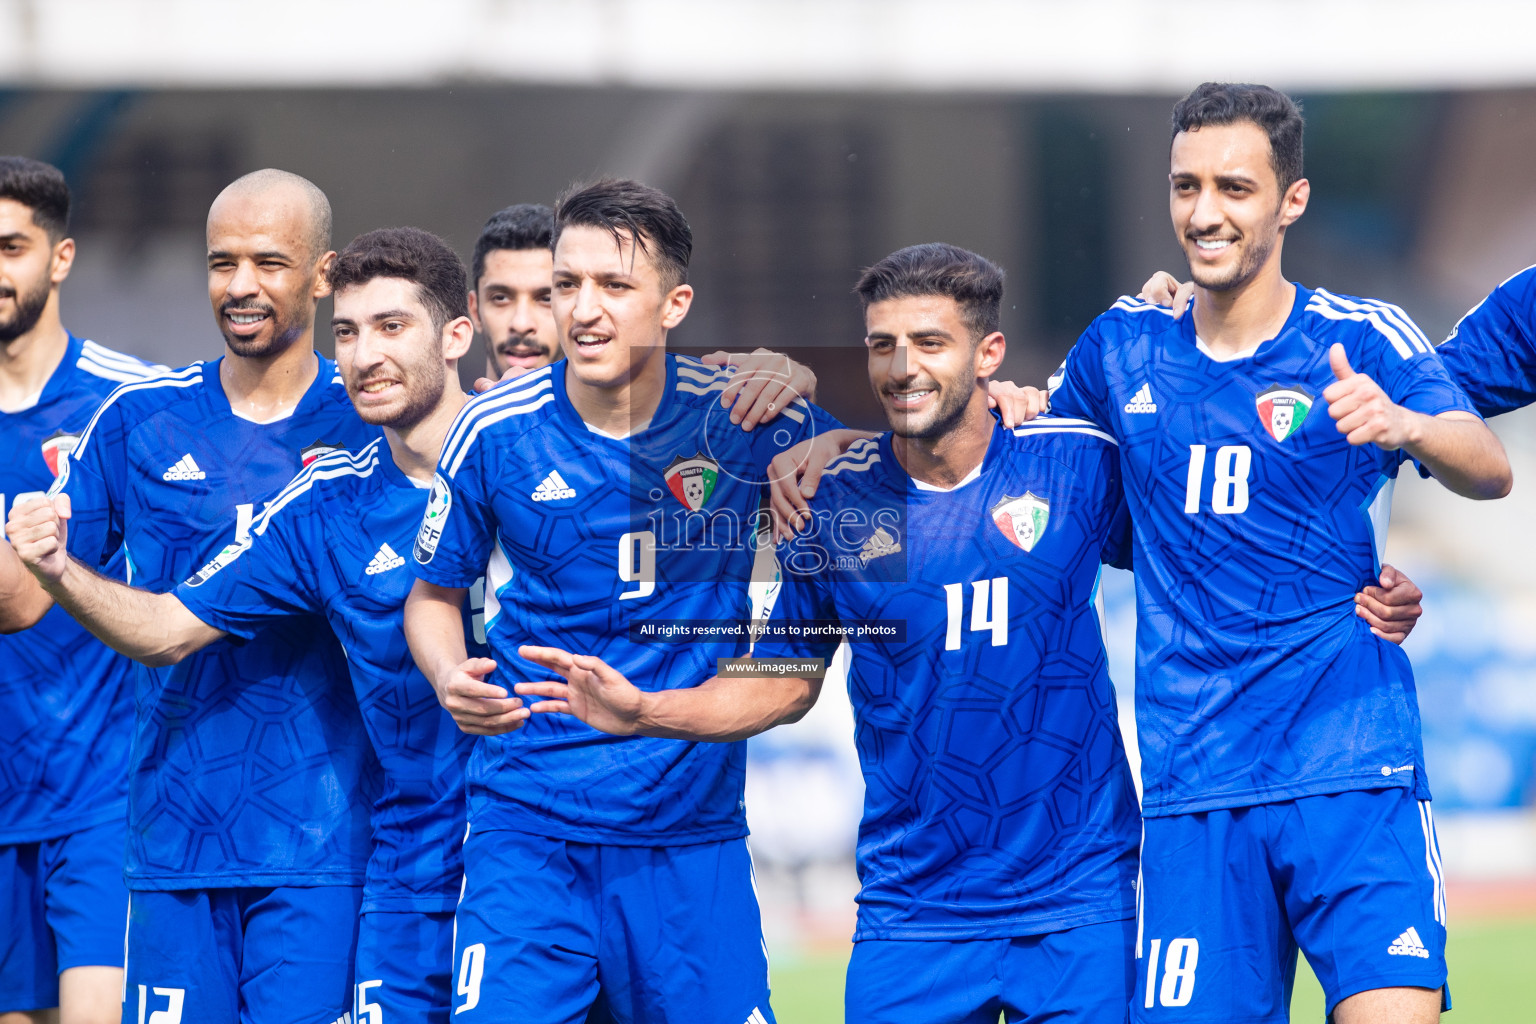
[
  {"left": 1169, "top": 120, "right": 1308, "bottom": 292},
  {"left": 865, "top": 293, "right": 1004, "bottom": 440},
  {"left": 551, "top": 223, "right": 691, "bottom": 391},
  {"left": 0, "top": 198, "right": 70, "bottom": 345},
  {"left": 206, "top": 188, "right": 331, "bottom": 358},
  {"left": 471, "top": 247, "right": 560, "bottom": 376},
  {"left": 332, "top": 276, "right": 464, "bottom": 430}
]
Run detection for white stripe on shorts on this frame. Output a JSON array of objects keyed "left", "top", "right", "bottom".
[{"left": 1417, "top": 800, "right": 1447, "bottom": 925}]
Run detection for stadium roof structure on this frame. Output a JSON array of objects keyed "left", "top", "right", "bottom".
[{"left": 3, "top": 0, "right": 1536, "bottom": 92}]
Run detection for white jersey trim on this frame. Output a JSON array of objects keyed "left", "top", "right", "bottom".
[
  {"left": 73, "top": 364, "right": 204, "bottom": 457},
  {"left": 1308, "top": 289, "right": 1432, "bottom": 360},
  {"left": 251, "top": 439, "right": 384, "bottom": 538}
]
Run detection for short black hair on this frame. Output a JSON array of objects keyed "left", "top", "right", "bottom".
[
  {"left": 1171, "top": 82, "right": 1305, "bottom": 192},
  {"left": 329, "top": 227, "right": 469, "bottom": 333},
  {"left": 854, "top": 243, "right": 1005, "bottom": 341},
  {"left": 0, "top": 156, "right": 70, "bottom": 241},
  {"left": 470, "top": 203, "right": 553, "bottom": 288},
  {"left": 553, "top": 178, "right": 691, "bottom": 291}
]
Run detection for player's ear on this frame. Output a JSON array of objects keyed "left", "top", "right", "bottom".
[
  {"left": 975, "top": 331, "right": 1006, "bottom": 379},
  {"left": 660, "top": 283, "right": 693, "bottom": 330},
  {"left": 442, "top": 315, "right": 475, "bottom": 361},
  {"left": 466, "top": 290, "right": 483, "bottom": 331},
  {"left": 49, "top": 237, "right": 75, "bottom": 286},
  {"left": 1279, "top": 177, "right": 1309, "bottom": 229},
  {"left": 312, "top": 251, "right": 337, "bottom": 299}
]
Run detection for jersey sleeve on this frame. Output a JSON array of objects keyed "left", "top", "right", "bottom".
[
  {"left": 1436, "top": 267, "right": 1536, "bottom": 418},
  {"left": 412, "top": 429, "right": 495, "bottom": 590},
  {"left": 49, "top": 395, "right": 128, "bottom": 571},
  {"left": 1046, "top": 322, "right": 1115, "bottom": 428},
  {"left": 750, "top": 541, "right": 842, "bottom": 664},
  {"left": 1094, "top": 447, "right": 1134, "bottom": 571},
  {"left": 172, "top": 485, "right": 324, "bottom": 640},
  {"left": 1351, "top": 302, "right": 1480, "bottom": 420},
  {"left": 745, "top": 398, "right": 845, "bottom": 476}
]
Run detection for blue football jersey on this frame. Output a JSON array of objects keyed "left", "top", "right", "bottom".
[
  {"left": 1048, "top": 286, "right": 1480, "bottom": 816},
  {"left": 0, "top": 335, "right": 161, "bottom": 844},
  {"left": 413, "top": 354, "right": 839, "bottom": 845},
  {"left": 1437, "top": 264, "right": 1536, "bottom": 416},
  {"left": 752, "top": 421, "right": 1141, "bottom": 941},
  {"left": 174, "top": 438, "right": 479, "bottom": 913},
  {"left": 51, "top": 353, "right": 383, "bottom": 889}
]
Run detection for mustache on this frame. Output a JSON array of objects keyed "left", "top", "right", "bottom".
[
  {"left": 495, "top": 332, "right": 548, "bottom": 354},
  {"left": 221, "top": 301, "right": 276, "bottom": 316}
]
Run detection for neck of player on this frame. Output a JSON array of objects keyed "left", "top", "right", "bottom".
[
  {"left": 0, "top": 290, "right": 68, "bottom": 413},
  {"left": 1190, "top": 249, "right": 1296, "bottom": 360},
  {"left": 388, "top": 387, "right": 469, "bottom": 484},
  {"left": 891, "top": 386, "right": 994, "bottom": 489},
  {"left": 564, "top": 347, "right": 667, "bottom": 438},
  {"left": 219, "top": 331, "right": 320, "bottom": 422}
]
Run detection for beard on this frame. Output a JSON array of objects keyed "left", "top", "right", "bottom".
[
  {"left": 883, "top": 372, "right": 973, "bottom": 441},
  {"left": 0, "top": 274, "right": 51, "bottom": 344},
  {"left": 349, "top": 360, "right": 445, "bottom": 431},
  {"left": 1186, "top": 225, "right": 1279, "bottom": 293},
  {"left": 218, "top": 301, "right": 309, "bottom": 358}
]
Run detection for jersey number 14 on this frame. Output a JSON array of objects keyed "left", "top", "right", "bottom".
[{"left": 943, "top": 578, "right": 1008, "bottom": 650}]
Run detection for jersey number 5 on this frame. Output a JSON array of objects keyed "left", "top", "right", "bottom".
[{"left": 1183, "top": 445, "right": 1251, "bottom": 514}]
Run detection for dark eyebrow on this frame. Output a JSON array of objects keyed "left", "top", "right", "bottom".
[
  {"left": 206, "top": 250, "right": 295, "bottom": 262},
  {"left": 368, "top": 308, "right": 417, "bottom": 322},
  {"left": 0, "top": 233, "right": 30, "bottom": 245}
]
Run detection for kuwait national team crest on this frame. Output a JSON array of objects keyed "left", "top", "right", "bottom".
[
  {"left": 990, "top": 492, "right": 1049, "bottom": 552},
  {"left": 664, "top": 452, "right": 719, "bottom": 510},
  {"left": 40, "top": 430, "right": 79, "bottom": 478},
  {"left": 1255, "top": 384, "right": 1313, "bottom": 443},
  {"left": 301, "top": 438, "right": 347, "bottom": 467}
]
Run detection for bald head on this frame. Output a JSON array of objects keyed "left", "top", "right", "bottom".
[{"left": 209, "top": 168, "right": 331, "bottom": 263}]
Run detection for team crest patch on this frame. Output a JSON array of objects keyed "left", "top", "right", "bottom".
[
  {"left": 1255, "top": 384, "right": 1313, "bottom": 443},
  {"left": 990, "top": 492, "right": 1049, "bottom": 552},
  {"left": 664, "top": 452, "right": 719, "bottom": 511},
  {"left": 301, "top": 438, "right": 347, "bottom": 467},
  {"left": 414, "top": 472, "right": 453, "bottom": 564},
  {"left": 40, "top": 430, "right": 79, "bottom": 478}
]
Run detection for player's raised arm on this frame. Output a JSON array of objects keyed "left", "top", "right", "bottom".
[
  {"left": 516, "top": 645, "right": 821, "bottom": 743},
  {"left": 1323, "top": 343, "right": 1512, "bottom": 499},
  {"left": 6, "top": 494, "right": 223, "bottom": 664}
]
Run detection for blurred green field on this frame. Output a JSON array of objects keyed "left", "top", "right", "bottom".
[{"left": 770, "top": 918, "right": 1536, "bottom": 1023}]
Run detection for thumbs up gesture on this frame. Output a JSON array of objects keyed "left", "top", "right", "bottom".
[{"left": 1322, "top": 343, "right": 1414, "bottom": 450}]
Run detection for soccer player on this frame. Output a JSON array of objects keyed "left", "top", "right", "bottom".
[
  {"left": 6, "top": 169, "right": 379, "bottom": 1024},
  {"left": 0, "top": 157, "right": 160, "bottom": 1024},
  {"left": 467, "top": 201, "right": 821, "bottom": 430},
  {"left": 469, "top": 203, "right": 561, "bottom": 382},
  {"left": 10, "top": 227, "right": 482, "bottom": 1023},
  {"left": 518, "top": 242, "right": 1145, "bottom": 1024},
  {"left": 403, "top": 177, "right": 839, "bottom": 1023},
  {"left": 1043, "top": 83, "right": 1509, "bottom": 1024}
]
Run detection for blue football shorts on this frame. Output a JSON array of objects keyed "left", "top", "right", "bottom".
[
  {"left": 1133, "top": 787, "right": 1450, "bottom": 1023},
  {"left": 124, "top": 885, "right": 362, "bottom": 1024},
  {"left": 0, "top": 817, "right": 130, "bottom": 1013},
  {"left": 450, "top": 828, "right": 775, "bottom": 1024},
  {"left": 845, "top": 917, "right": 1136, "bottom": 1024},
  {"left": 353, "top": 909, "right": 455, "bottom": 1024}
]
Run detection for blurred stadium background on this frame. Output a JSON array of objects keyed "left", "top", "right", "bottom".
[{"left": 4, "top": 2, "right": 1535, "bottom": 1019}]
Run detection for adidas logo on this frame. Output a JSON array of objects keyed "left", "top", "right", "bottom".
[
  {"left": 531, "top": 470, "right": 577, "bottom": 502},
  {"left": 1123, "top": 383, "right": 1158, "bottom": 414},
  {"left": 859, "top": 526, "right": 901, "bottom": 565},
  {"left": 1387, "top": 926, "right": 1430, "bottom": 959},
  {"left": 162, "top": 454, "right": 207, "bottom": 481},
  {"left": 364, "top": 543, "right": 406, "bottom": 576}
]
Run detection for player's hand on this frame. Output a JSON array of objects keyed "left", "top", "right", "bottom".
[
  {"left": 1355, "top": 563, "right": 1423, "bottom": 645},
  {"left": 1323, "top": 344, "right": 1416, "bottom": 450},
  {"left": 6, "top": 493, "right": 71, "bottom": 584},
  {"left": 433, "top": 657, "right": 527, "bottom": 735},
  {"left": 1138, "top": 271, "right": 1194, "bottom": 319},
  {"left": 766, "top": 428, "right": 875, "bottom": 541},
  {"left": 472, "top": 364, "right": 536, "bottom": 394},
  {"left": 516, "top": 645, "right": 645, "bottom": 736},
  {"left": 987, "top": 380, "right": 1048, "bottom": 427},
  {"left": 701, "top": 349, "right": 817, "bottom": 430}
]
